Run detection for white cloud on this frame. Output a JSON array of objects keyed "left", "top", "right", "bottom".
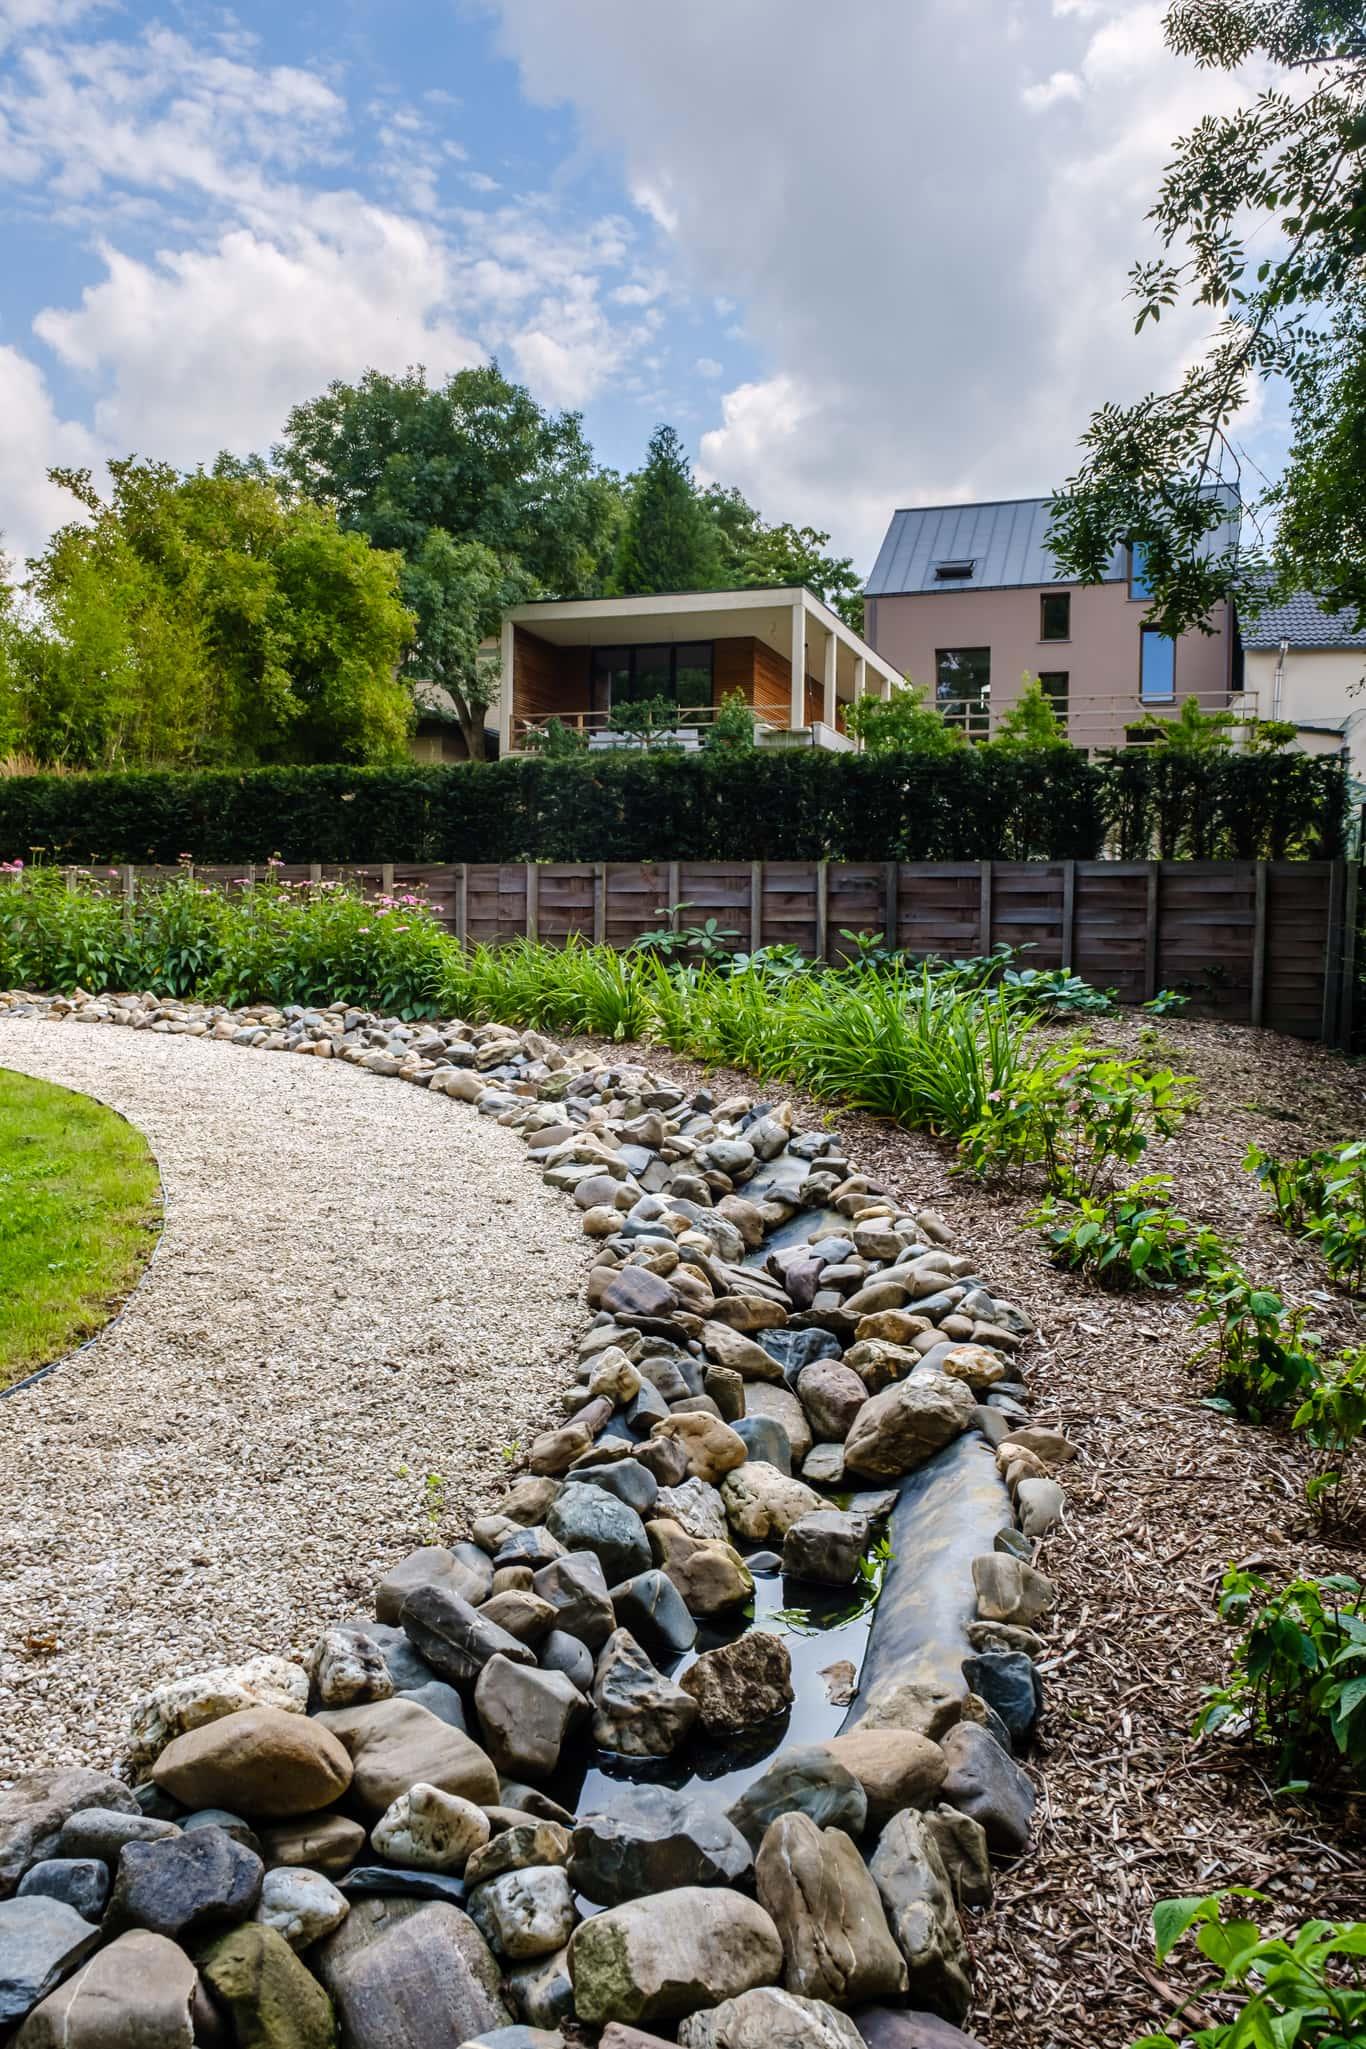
[
  {"left": 0, "top": 346, "right": 100, "bottom": 566},
  {"left": 1022, "top": 69, "right": 1084, "bottom": 110}
]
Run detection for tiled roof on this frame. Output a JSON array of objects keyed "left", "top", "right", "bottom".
[{"left": 1240, "top": 589, "right": 1366, "bottom": 651}]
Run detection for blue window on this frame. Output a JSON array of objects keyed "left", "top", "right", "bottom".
[
  {"left": 1139, "top": 627, "right": 1175, "bottom": 702},
  {"left": 1128, "top": 544, "right": 1151, "bottom": 600}
]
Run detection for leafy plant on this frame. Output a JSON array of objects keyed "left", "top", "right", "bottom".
[
  {"left": 1143, "top": 988, "right": 1190, "bottom": 1015},
  {"left": 1188, "top": 1268, "right": 1320, "bottom": 1423},
  {"left": 1292, "top": 1348, "right": 1366, "bottom": 1534},
  {"left": 1246, "top": 1141, "right": 1366, "bottom": 1296},
  {"left": 1000, "top": 964, "right": 1115, "bottom": 1016},
  {"left": 844, "top": 681, "right": 968, "bottom": 757},
  {"left": 1132, "top": 1890, "right": 1366, "bottom": 2049},
  {"left": 960, "top": 1045, "right": 1196, "bottom": 1198},
  {"left": 606, "top": 695, "right": 686, "bottom": 747},
  {"left": 704, "top": 689, "right": 757, "bottom": 752},
  {"left": 632, "top": 905, "right": 741, "bottom": 963},
  {"left": 1195, "top": 1569, "right": 1366, "bottom": 1794},
  {"left": 521, "top": 717, "right": 587, "bottom": 759},
  {"left": 1031, "top": 1175, "right": 1226, "bottom": 1290}
]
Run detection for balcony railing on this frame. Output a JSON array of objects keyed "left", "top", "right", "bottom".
[
  {"left": 934, "top": 688, "right": 1262, "bottom": 751},
  {"left": 512, "top": 704, "right": 795, "bottom": 752}
]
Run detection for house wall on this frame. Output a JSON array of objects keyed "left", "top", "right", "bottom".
[
  {"left": 868, "top": 582, "right": 1233, "bottom": 748},
  {"left": 411, "top": 723, "right": 470, "bottom": 764},
  {"left": 1244, "top": 646, "right": 1366, "bottom": 776}
]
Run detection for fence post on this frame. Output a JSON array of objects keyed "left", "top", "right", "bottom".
[
  {"left": 121, "top": 864, "right": 136, "bottom": 936},
  {"left": 750, "top": 862, "right": 763, "bottom": 950},
  {"left": 883, "top": 861, "right": 899, "bottom": 950},
  {"left": 814, "top": 862, "right": 829, "bottom": 964},
  {"left": 1143, "top": 863, "right": 1160, "bottom": 999},
  {"left": 1060, "top": 859, "right": 1076, "bottom": 971},
  {"left": 309, "top": 862, "right": 322, "bottom": 884},
  {"left": 667, "top": 861, "right": 681, "bottom": 932},
  {"left": 978, "top": 862, "right": 993, "bottom": 954},
  {"left": 1321, "top": 859, "right": 1346, "bottom": 1045},
  {"left": 525, "top": 862, "right": 539, "bottom": 943},
  {"left": 1250, "top": 860, "right": 1268, "bottom": 1027},
  {"left": 380, "top": 861, "right": 395, "bottom": 898},
  {"left": 455, "top": 863, "right": 468, "bottom": 949},
  {"left": 593, "top": 862, "right": 607, "bottom": 946},
  {"left": 1339, "top": 860, "right": 1359, "bottom": 1052}
]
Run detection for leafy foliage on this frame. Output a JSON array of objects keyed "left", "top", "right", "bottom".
[
  {"left": 1292, "top": 1347, "right": 1366, "bottom": 1533},
  {"left": 612, "top": 425, "right": 726, "bottom": 595},
  {"left": 959, "top": 1045, "right": 1197, "bottom": 1198},
  {"left": 402, "top": 533, "right": 532, "bottom": 760},
  {"left": 704, "top": 689, "right": 757, "bottom": 752},
  {"left": 1188, "top": 1268, "right": 1320, "bottom": 1421},
  {"left": 1195, "top": 1568, "right": 1366, "bottom": 1794},
  {"left": 985, "top": 677, "right": 1072, "bottom": 755},
  {"left": 1132, "top": 1889, "right": 1366, "bottom": 2049},
  {"left": 1246, "top": 1139, "right": 1366, "bottom": 1294},
  {"left": 843, "top": 682, "right": 968, "bottom": 757},
  {"left": 1032, "top": 1175, "right": 1227, "bottom": 1289}
]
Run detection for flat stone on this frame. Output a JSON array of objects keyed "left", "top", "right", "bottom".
[
  {"left": 608, "top": 1570, "right": 699, "bottom": 1655},
  {"left": 256, "top": 1865, "right": 351, "bottom": 1948},
  {"left": 546, "top": 1485, "right": 652, "bottom": 1584},
  {"left": 106, "top": 1824, "right": 263, "bottom": 1941},
  {"left": 401, "top": 1584, "right": 536, "bottom": 1688},
  {"left": 868, "top": 1810, "right": 972, "bottom": 2021},
  {"left": 592, "top": 1631, "right": 698, "bottom": 1757},
  {"left": 722, "top": 1464, "right": 823, "bottom": 1543},
  {"left": 9, "top": 1928, "right": 196, "bottom": 2045},
  {"left": 152, "top": 1708, "right": 352, "bottom": 1819},
  {"left": 821, "top": 1731, "right": 946, "bottom": 1832},
  {"left": 372, "top": 1785, "right": 491, "bottom": 1873},
  {"left": 938, "top": 1723, "right": 1034, "bottom": 1856},
  {"left": 340, "top": 1867, "right": 468, "bottom": 1907},
  {"left": 57, "top": 1809, "right": 180, "bottom": 1862},
  {"left": 259, "top": 1815, "right": 367, "bottom": 1877},
  {"left": 198, "top": 1921, "right": 336, "bottom": 2047},
  {"left": 315, "top": 1699, "right": 499, "bottom": 1817},
  {"left": 568, "top": 1887, "right": 784, "bottom": 2025},
  {"left": 678, "top": 1630, "right": 794, "bottom": 1734},
  {"left": 15, "top": 1860, "right": 108, "bottom": 1924},
  {"left": 754, "top": 1812, "right": 906, "bottom": 2003},
  {"left": 726, "top": 1747, "right": 867, "bottom": 1851},
  {"left": 468, "top": 1867, "right": 576, "bottom": 1960},
  {"left": 699, "top": 1325, "right": 785, "bottom": 1382},
  {"left": 474, "top": 1658, "right": 590, "bottom": 1780},
  {"left": 0, "top": 1895, "right": 101, "bottom": 2027},
  {"left": 314, "top": 1895, "right": 510, "bottom": 2048},
  {"left": 843, "top": 1375, "right": 976, "bottom": 1479},
  {"left": 570, "top": 1788, "right": 752, "bottom": 1909},
  {"left": 602, "top": 1269, "right": 679, "bottom": 1320},
  {"left": 0, "top": 1771, "right": 141, "bottom": 1897},
  {"left": 680, "top": 1987, "right": 865, "bottom": 2049}
]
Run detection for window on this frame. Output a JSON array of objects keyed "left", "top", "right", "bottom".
[
  {"left": 1128, "top": 544, "right": 1151, "bottom": 600},
  {"left": 933, "top": 560, "right": 975, "bottom": 582},
  {"left": 1139, "top": 627, "right": 1175, "bottom": 701},
  {"left": 590, "top": 642, "right": 714, "bottom": 708},
  {"left": 1038, "top": 672, "right": 1069, "bottom": 727},
  {"left": 1040, "top": 592, "right": 1070, "bottom": 641},
  {"left": 935, "top": 647, "right": 991, "bottom": 736}
]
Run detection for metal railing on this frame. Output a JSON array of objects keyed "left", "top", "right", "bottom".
[{"left": 934, "top": 688, "right": 1262, "bottom": 751}]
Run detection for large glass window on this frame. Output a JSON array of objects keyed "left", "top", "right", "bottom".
[
  {"left": 935, "top": 647, "right": 991, "bottom": 736},
  {"left": 1038, "top": 671, "right": 1069, "bottom": 727},
  {"left": 1139, "top": 627, "right": 1175, "bottom": 701},
  {"left": 1128, "top": 544, "right": 1152, "bottom": 600},
  {"left": 1040, "top": 592, "right": 1070, "bottom": 641},
  {"left": 590, "top": 642, "right": 713, "bottom": 708}
]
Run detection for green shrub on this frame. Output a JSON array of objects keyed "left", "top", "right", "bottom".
[
  {"left": 1246, "top": 1140, "right": 1366, "bottom": 1296},
  {"left": 704, "top": 689, "right": 757, "bottom": 752},
  {"left": 1133, "top": 1890, "right": 1366, "bottom": 2049},
  {"left": 1188, "top": 1269, "right": 1320, "bottom": 1422},
  {"left": 1292, "top": 1347, "right": 1366, "bottom": 1532},
  {"left": 520, "top": 718, "right": 587, "bottom": 759},
  {"left": 1031, "top": 1175, "right": 1227, "bottom": 1289},
  {"left": 1195, "top": 1569, "right": 1366, "bottom": 1794},
  {"left": 959, "top": 1045, "right": 1196, "bottom": 1197}
]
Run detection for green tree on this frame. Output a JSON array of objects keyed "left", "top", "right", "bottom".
[
  {"left": 612, "top": 425, "right": 726, "bottom": 594},
  {"left": 402, "top": 532, "right": 534, "bottom": 760},
  {"left": 1048, "top": 1, "right": 1366, "bottom": 635},
  {"left": 987, "top": 677, "right": 1073, "bottom": 755},
  {"left": 733, "top": 518, "right": 864, "bottom": 628},
  {"left": 844, "top": 681, "right": 967, "bottom": 756}
]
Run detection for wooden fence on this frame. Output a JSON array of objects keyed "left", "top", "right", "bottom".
[{"left": 95, "top": 857, "right": 1359, "bottom": 1046}]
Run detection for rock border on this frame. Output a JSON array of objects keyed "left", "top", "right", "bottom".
[{"left": 0, "top": 986, "right": 1077, "bottom": 2049}]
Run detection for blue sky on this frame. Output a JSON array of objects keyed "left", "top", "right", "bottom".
[{"left": 0, "top": 0, "right": 1287, "bottom": 571}]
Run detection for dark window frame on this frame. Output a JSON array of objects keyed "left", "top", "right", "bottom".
[
  {"left": 1138, "top": 625, "right": 1176, "bottom": 702},
  {"left": 933, "top": 560, "right": 976, "bottom": 582},
  {"left": 1037, "top": 671, "right": 1069, "bottom": 723},
  {"left": 1040, "top": 591, "right": 1070, "bottom": 642},
  {"left": 935, "top": 646, "right": 991, "bottom": 736},
  {"left": 590, "top": 641, "right": 714, "bottom": 709}
]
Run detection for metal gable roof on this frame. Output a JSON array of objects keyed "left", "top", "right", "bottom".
[{"left": 1240, "top": 588, "right": 1366, "bottom": 651}]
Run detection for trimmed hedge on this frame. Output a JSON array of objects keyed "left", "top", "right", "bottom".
[{"left": 0, "top": 748, "right": 1346, "bottom": 866}]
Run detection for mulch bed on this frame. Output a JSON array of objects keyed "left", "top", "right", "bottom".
[{"left": 584, "top": 1012, "right": 1366, "bottom": 2049}]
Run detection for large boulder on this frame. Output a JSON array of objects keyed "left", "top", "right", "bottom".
[
  {"left": 0, "top": 1771, "right": 140, "bottom": 1898},
  {"left": 474, "top": 1658, "right": 590, "bottom": 1780},
  {"left": 127, "top": 1657, "right": 309, "bottom": 1768},
  {"left": 314, "top": 1699, "right": 498, "bottom": 1817},
  {"left": 151, "top": 1708, "right": 352, "bottom": 1819},
  {"left": 842, "top": 1376, "right": 976, "bottom": 1480},
  {"left": 546, "top": 1486, "right": 651, "bottom": 1585},
  {"left": 11, "top": 1928, "right": 197, "bottom": 2045},
  {"left": 754, "top": 1813, "right": 906, "bottom": 2004},
  {"left": 314, "top": 1895, "right": 510, "bottom": 2048},
  {"left": 726, "top": 1747, "right": 867, "bottom": 1852},
  {"left": 867, "top": 1811, "right": 971, "bottom": 2022},
  {"left": 821, "top": 1730, "right": 946, "bottom": 1833},
  {"left": 678, "top": 1632, "right": 793, "bottom": 1735},
  {"left": 592, "top": 1632, "right": 698, "bottom": 1757},
  {"left": 105, "top": 1825, "right": 263, "bottom": 1941},
  {"left": 197, "top": 1921, "right": 336, "bottom": 2048},
  {"left": 570, "top": 1788, "right": 753, "bottom": 1907},
  {"left": 0, "top": 1897, "right": 101, "bottom": 2028},
  {"left": 679, "top": 1988, "right": 864, "bottom": 2049},
  {"left": 568, "top": 1887, "right": 783, "bottom": 2024}
]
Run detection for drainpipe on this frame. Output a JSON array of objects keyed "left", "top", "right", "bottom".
[{"left": 1273, "top": 637, "right": 1288, "bottom": 722}]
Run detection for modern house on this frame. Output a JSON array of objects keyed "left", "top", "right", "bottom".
[
  {"left": 862, "top": 493, "right": 1244, "bottom": 750},
  {"left": 488, "top": 586, "right": 903, "bottom": 755},
  {"left": 1240, "top": 590, "right": 1366, "bottom": 780}
]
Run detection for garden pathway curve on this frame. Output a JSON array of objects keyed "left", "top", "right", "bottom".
[{"left": 0, "top": 1020, "right": 590, "bottom": 1775}]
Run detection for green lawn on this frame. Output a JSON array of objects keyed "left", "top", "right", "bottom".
[{"left": 0, "top": 1068, "right": 161, "bottom": 1390}]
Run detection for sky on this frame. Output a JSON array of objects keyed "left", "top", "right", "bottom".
[{"left": 0, "top": 0, "right": 1282, "bottom": 576}]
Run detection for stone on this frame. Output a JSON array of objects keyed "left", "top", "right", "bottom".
[
  {"left": 400, "top": 1680, "right": 469, "bottom": 1730},
  {"left": 310, "top": 1628, "right": 395, "bottom": 1708},
  {"left": 851, "top": 1682, "right": 964, "bottom": 1744},
  {"left": 0, "top": 1896, "right": 101, "bottom": 2027},
  {"left": 649, "top": 1413, "right": 748, "bottom": 1485},
  {"left": 465, "top": 1824, "right": 570, "bottom": 1890},
  {"left": 16, "top": 1860, "right": 108, "bottom": 1924},
  {"left": 841, "top": 1343, "right": 921, "bottom": 1394},
  {"left": 680, "top": 1988, "right": 865, "bottom": 2049},
  {"left": 739, "top": 1383, "right": 812, "bottom": 1462},
  {"left": 782, "top": 1511, "right": 869, "bottom": 1587},
  {"left": 631, "top": 1426, "right": 689, "bottom": 1481},
  {"left": 182, "top": 1808, "right": 261, "bottom": 1853},
  {"left": 726, "top": 1747, "right": 867, "bottom": 1851},
  {"left": 868, "top": 1811, "right": 971, "bottom": 2021},
  {"left": 729, "top": 1417, "right": 788, "bottom": 1473},
  {"left": 546, "top": 1485, "right": 651, "bottom": 1585},
  {"left": 592, "top": 1630, "right": 698, "bottom": 1757},
  {"left": 998, "top": 1427, "right": 1076, "bottom": 1465},
  {"left": 128, "top": 1657, "right": 310, "bottom": 1768},
  {"left": 401, "top": 1584, "right": 536, "bottom": 1688},
  {"left": 152, "top": 1709, "right": 352, "bottom": 1819},
  {"left": 964, "top": 1619, "right": 1044, "bottom": 1658},
  {"left": 372, "top": 1784, "right": 491, "bottom": 1872},
  {"left": 493, "top": 1785, "right": 574, "bottom": 1828},
  {"left": 796, "top": 1363, "right": 867, "bottom": 1441},
  {"left": 106, "top": 1825, "right": 262, "bottom": 1941},
  {"left": 798, "top": 1443, "right": 843, "bottom": 1487},
  {"left": 479, "top": 1592, "right": 558, "bottom": 1646},
  {"left": 921, "top": 1807, "right": 992, "bottom": 1911},
  {"left": 474, "top": 1658, "right": 589, "bottom": 1780},
  {"left": 938, "top": 1723, "right": 1034, "bottom": 1856},
  {"left": 655, "top": 1477, "right": 729, "bottom": 1544},
  {"left": 570, "top": 1788, "right": 752, "bottom": 1909},
  {"left": 341, "top": 1868, "right": 468, "bottom": 1908},
  {"left": 259, "top": 1816, "right": 366, "bottom": 1878},
  {"left": 572, "top": 1459, "right": 659, "bottom": 1517},
  {"left": 960, "top": 1653, "right": 1042, "bottom": 1745},
  {"left": 754, "top": 1813, "right": 906, "bottom": 2004},
  {"left": 646, "top": 1523, "right": 754, "bottom": 1616},
  {"left": 854, "top": 2004, "right": 986, "bottom": 2049},
  {"left": 821, "top": 1730, "right": 947, "bottom": 1833},
  {"left": 568, "top": 1887, "right": 783, "bottom": 2025},
  {"left": 842, "top": 1375, "right": 976, "bottom": 1480},
  {"left": 468, "top": 1867, "right": 576, "bottom": 1960},
  {"left": 461, "top": 2028, "right": 562, "bottom": 2049},
  {"left": 56, "top": 1810, "right": 180, "bottom": 1862},
  {"left": 363, "top": 1621, "right": 441, "bottom": 1693},
  {"left": 197, "top": 1921, "right": 336, "bottom": 2045},
  {"left": 936, "top": 1345, "right": 1008, "bottom": 1393},
  {"left": 854, "top": 1311, "right": 932, "bottom": 1348},
  {"left": 257, "top": 1865, "right": 350, "bottom": 1949},
  {"left": 10, "top": 1928, "right": 196, "bottom": 2045},
  {"left": 314, "top": 1896, "right": 510, "bottom": 2047},
  {"left": 1015, "top": 1477, "right": 1066, "bottom": 1537},
  {"left": 314, "top": 1699, "right": 499, "bottom": 1817},
  {"left": 494, "top": 1528, "right": 568, "bottom": 1574},
  {"left": 0, "top": 1771, "right": 141, "bottom": 1898},
  {"left": 721, "top": 1463, "right": 823, "bottom": 1543},
  {"left": 503, "top": 1478, "right": 562, "bottom": 1527},
  {"left": 699, "top": 1324, "right": 785, "bottom": 1382},
  {"left": 971, "top": 1554, "right": 1054, "bottom": 1628},
  {"left": 506, "top": 1948, "right": 574, "bottom": 2030},
  {"left": 538, "top": 1633, "right": 595, "bottom": 1692},
  {"left": 607, "top": 1570, "right": 698, "bottom": 1655},
  {"left": 602, "top": 1268, "right": 679, "bottom": 1321},
  {"left": 679, "top": 1630, "right": 793, "bottom": 1734}
]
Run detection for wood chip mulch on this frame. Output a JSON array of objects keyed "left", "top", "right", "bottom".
[{"left": 603, "top": 1013, "right": 1366, "bottom": 2049}]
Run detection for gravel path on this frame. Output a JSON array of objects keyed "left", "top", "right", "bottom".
[{"left": 0, "top": 1021, "right": 592, "bottom": 1779}]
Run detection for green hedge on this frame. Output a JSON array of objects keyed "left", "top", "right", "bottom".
[{"left": 0, "top": 749, "right": 1346, "bottom": 866}]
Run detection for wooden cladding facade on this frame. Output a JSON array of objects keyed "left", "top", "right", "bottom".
[
  {"left": 117, "top": 857, "right": 1358, "bottom": 1045},
  {"left": 511, "top": 625, "right": 834, "bottom": 726}
]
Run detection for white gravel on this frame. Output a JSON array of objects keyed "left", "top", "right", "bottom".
[{"left": 0, "top": 1020, "right": 592, "bottom": 1778}]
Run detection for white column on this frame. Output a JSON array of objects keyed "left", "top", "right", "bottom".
[
  {"left": 881, "top": 665, "right": 893, "bottom": 704},
  {"left": 853, "top": 656, "right": 866, "bottom": 749},
  {"left": 789, "top": 598, "right": 806, "bottom": 728},
  {"left": 498, "top": 617, "right": 516, "bottom": 754},
  {"left": 823, "top": 629, "right": 838, "bottom": 729}
]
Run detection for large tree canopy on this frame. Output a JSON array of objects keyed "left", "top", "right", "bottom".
[
  {"left": 1048, "top": 0, "right": 1366, "bottom": 634},
  {"left": 0, "top": 461, "right": 414, "bottom": 770},
  {"left": 611, "top": 424, "right": 727, "bottom": 595}
]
